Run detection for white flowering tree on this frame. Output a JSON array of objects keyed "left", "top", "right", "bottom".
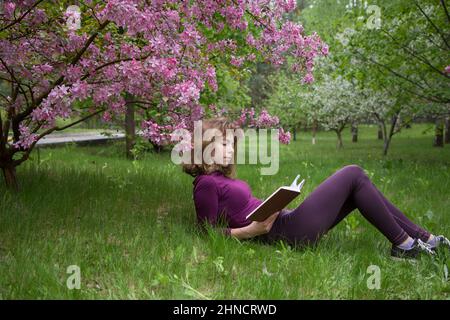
[{"left": 301, "top": 75, "right": 365, "bottom": 149}]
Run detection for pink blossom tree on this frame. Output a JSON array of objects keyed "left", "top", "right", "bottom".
[{"left": 0, "top": 0, "right": 327, "bottom": 190}]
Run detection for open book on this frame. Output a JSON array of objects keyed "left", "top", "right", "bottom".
[{"left": 245, "top": 175, "right": 305, "bottom": 222}]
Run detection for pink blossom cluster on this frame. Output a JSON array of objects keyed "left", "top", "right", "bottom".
[
  {"left": 207, "top": 104, "right": 227, "bottom": 117},
  {"left": 237, "top": 108, "right": 279, "bottom": 128},
  {"left": 207, "top": 39, "right": 238, "bottom": 53},
  {"left": 31, "top": 85, "right": 73, "bottom": 128},
  {"left": 255, "top": 109, "right": 280, "bottom": 128},
  {"left": 172, "top": 81, "right": 201, "bottom": 105},
  {"left": 237, "top": 107, "right": 256, "bottom": 127},
  {"left": 230, "top": 56, "right": 245, "bottom": 67},
  {"left": 205, "top": 66, "right": 218, "bottom": 92},
  {"left": 236, "top": 108, "right": 290, "bottom": 144},
  {"left": 13, "top": 123, "right": 38, "bottom": 150},
  {"left": 277, "top": 127, "right": 291, "bottom": 145},
  {"left": 142, "top": 117, "right": 190, "bottom": 147},
  {"left": 31, "top": 63, "right": 53, "bottom": 75}
]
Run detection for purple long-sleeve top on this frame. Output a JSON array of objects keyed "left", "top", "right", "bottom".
[{"left": 192, "top": 170, "right": 264, "bottom": 236}]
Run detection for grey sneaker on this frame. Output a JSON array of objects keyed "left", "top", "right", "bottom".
[
  {"left": 391, "top": 238, "right": 435, "bottom": 261},
  {"left": 430, "top": 235, "right": 450, "bottom": 252}
]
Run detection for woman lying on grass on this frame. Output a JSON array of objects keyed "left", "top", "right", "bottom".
[{"left": 181, "top": 117, "right": 449, "bottom": 261}]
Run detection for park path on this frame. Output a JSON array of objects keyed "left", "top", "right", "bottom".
[
  {"left": 36, "top": 130, "right": 126, "bottom": 146},
  {"left": 6, "top": 129, "right": 146, "bottom": 147}
]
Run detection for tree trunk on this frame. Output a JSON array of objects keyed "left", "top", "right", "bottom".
[
  {"left": 383, "top": 137, "right": 391, "bottom": 156},
  {"left": 336, "top": 130, "right": 343, "bottom": 149},
  {"left": 351, "top": 123, "right": 358, "bottom": 143},
  {"left": 445, "top": 117, "right": 450, "bottom": 144},
  {"left": 293, "top": 127, "right": 297, "bottom": 141},
  {"left": 380, "top": 120, "right": 390, "bottom": 156},
  {"left": 377, "top": 125, "right": 383, "bottom": 140},
  {"left": 394, "top": 114, "right": 401, "bottom": 132},
  {"left": 433, "top": 117, "right": 444, "bottom": 147},
  {"left": 312, "top": 119, "right": 317, "bottom": 145},
  {"left": 383, "top": 115, "right": 399, "bottom": 156},
  {"left": 125, "top": 99, "right": 136, "bottom": 159},
  {"left": 151, "top": 142, "right": 163, "bottom": 153},
  {"left": 1, "top": 164, "right": 19, "bottom": 192}
]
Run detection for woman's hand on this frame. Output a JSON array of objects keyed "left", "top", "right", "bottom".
[
  {"left": 247, "top": 210, "right": 281, "bottom": 237},
  {"left": 228, "top": 211, "right": 281, "bottom": 240}
]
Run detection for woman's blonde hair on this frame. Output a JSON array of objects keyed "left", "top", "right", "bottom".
[{"left": 181, "top": 116, "right": 240, "bottom": 178}]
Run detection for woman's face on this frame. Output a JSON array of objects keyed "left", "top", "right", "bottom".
[{"left": 212, "top": 135, "right": 234, "bottom": 166}]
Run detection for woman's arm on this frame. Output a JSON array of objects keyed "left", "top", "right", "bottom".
[
  {"left": 229, "top": 224, "right": 257, "bottom": 240},
  {"left": 229, "top": 211, "right": 280, "bottom": 240}
]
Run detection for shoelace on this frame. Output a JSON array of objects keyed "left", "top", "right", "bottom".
[
  {"left": 436, "top": 235, "right": 450, "bottom": 248},
  {"left": 417, "top": 239, "right": 436, "bottom": 255}
]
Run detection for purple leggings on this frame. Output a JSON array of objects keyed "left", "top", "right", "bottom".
[{"left": 259, "top": 165, "right": 430, "bottom": 247}]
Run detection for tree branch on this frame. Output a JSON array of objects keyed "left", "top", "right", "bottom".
[
  {"left": 80, "top": 52, "right": 151, "bottom": 81},
  {"left": 441, "top": 0, "right": 450, "bottom": 24},
  {"left": 229, "top": 0, "right": 272, "bottom": 31},
  {"left": 11, "top": 107, "right": 107, "bottom": 166},
  {"left": 380, "top": 28, "right": 449, "bottom": 79},
  {"left": 414, "top": 0, "right": 450, "bottom": 50},
  {"left": 0, "top": 0, "right": 45, "bottom": 32},
  {"left": 0, "top": 57, "right": 28, "bottom": 100},
  {"left": 393, "top": 113, "right": 416, "bottom": 135},
  {"left": 354, "top": 50, "right": 449, "bottom": 103},
  {"left": 15, "top": 20, "right": 110, "bottom": 123}
]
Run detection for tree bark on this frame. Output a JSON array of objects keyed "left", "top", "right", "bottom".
[
  {"left": 151, "top": 141, "right": 164, "bottom": 153},
  {"left": 445, "top": 116, "right": 450, "bottom": 144},
  {"left": 125, "top": 97, "right": 136, "bottom": 159},
  {"left": 382, "top": 115, "right": 398, "bottom": 156},
  {"left": 312, "top": 119, "right": 317, "bottom": 145},
  {"left": 433, "top": 117, "right": 444, "bottom": 147},
  {"left": 351, "top": 123, "right": 358, "bottom": 143},
  {"left": 383, "top": 137, "right": 391, "bottom": 156},
  {"left": 394, "top": 114, "right": 401, "bottom": 132},
  {"left": 377, "top": 124, "right": 383, "bottom": 140},
  {"left": 336, "top": 130, "right": 343, "bottom": 149},
  {"left": 1, "top": 163, "right": 19, "bottom": 191}
]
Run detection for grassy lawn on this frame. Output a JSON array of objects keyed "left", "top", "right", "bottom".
[{"left": 0, "top": 123, "right": 449, "bottom": 299}]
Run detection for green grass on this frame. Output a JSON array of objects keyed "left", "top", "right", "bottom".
[{"left": 0, "top": 123, "right": 449, "bottom": 299}]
